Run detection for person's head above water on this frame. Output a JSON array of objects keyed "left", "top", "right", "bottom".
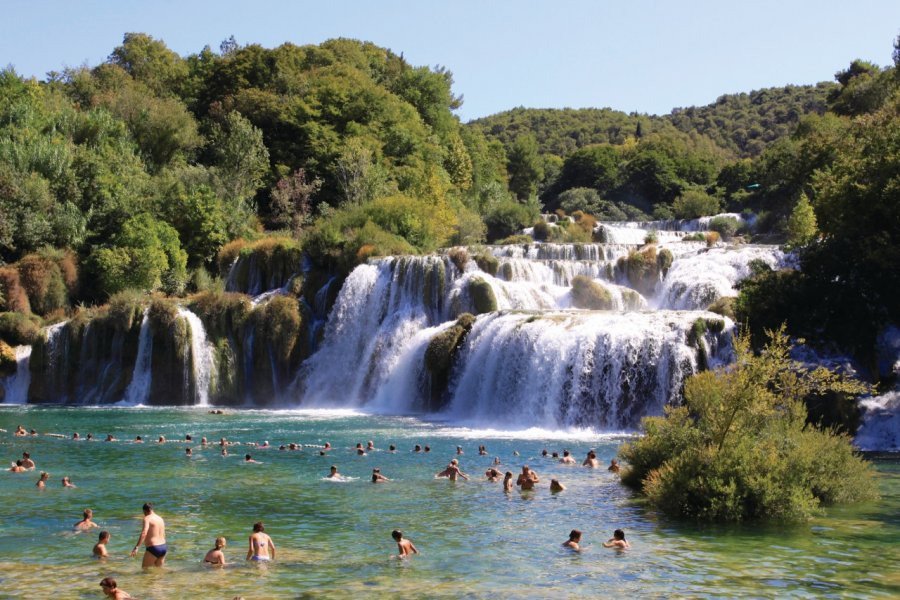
[
  {"left": 391, "top": 529, "right": 403, "bottom": 541},
  {"left": 142, "top": 502, "right": 153, "bottom": 515},
  {"left": 253, "top": 521, "right": 264, "bottom": 533},
  {"left": 568, "top": 529, "right": 582, "bottom": 542},
  {"left": 613, "top": 529, "right": 626, "bottom": 540}
]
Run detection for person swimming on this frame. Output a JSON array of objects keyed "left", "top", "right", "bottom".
[
  {"left": 244, "top": 454, "right": 261, "bottom": 464},
  {"left": 485, "top": 467, "right": 502, "bottom": 482},
  {"left": 21, "top": 452, "right": 35, "bottom": 469},
  {"left": 36, "top": 471, "right": 50, "bottom": 488},
  {"left": 94, "top": 531, "right": 110, "bottom": 558},
  {"left": 327, "top": 465, "right": 340, "bottom": 478},
  {"left": 99, "top": 576, "right": 133, "bottom": 599},
  {"left": 563, "top": 529, "right": 582, "bottom": 551},
  {"left": 204, "top": 537, "right": 227, "bottom": 566},
  {"left": 550, "top": 479, "right": 566, "bottom": 493},
  {"left": 391, "top": 529, "right": 418, "bottom": 557},
  {"left": 560, "top": 450, "right": 576, "bottom": 464},
  {"left": 185, "top": 447, "right": 193, "bottom": 456},
  {"left": 602, "top": 529, "right": 630, "bottom": 550},
  {"left": 62, "top": 476, "right": 76, "bottom": 488},
  {"left": 371, "top": 468, "right": 390, "bottom": 483},
  {"left": 9, "top": 460, "right": 26, "bottom": 473},
  {"left": 14, "top": 425, "right": 27, "bottom": 436},
  {"left": 608, "top": 459, "right": 621, "bottom": 473},
  {"left": 503, "top": 471, "right": 514, "bottom": 492},
  {"left": 247, "top": 521, "right": 275, "bottom": 562},
  {"left": 582, "top": 450, "right": 599, "bottom": 468}
]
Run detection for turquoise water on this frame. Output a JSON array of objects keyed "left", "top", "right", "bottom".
[{"left": 0, "top": 406, "right": 898, "bottom": 599}]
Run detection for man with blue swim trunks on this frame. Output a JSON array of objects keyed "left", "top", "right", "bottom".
[{"left": 131, "top": 502, "right": 167, "bottom": 567}]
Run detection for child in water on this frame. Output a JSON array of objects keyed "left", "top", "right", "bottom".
[
  {"left": 392, "top": 529, "right": 418, "bottom": 557},
  {"left": 602, "top": 529, "right": 630, "bottom": 549},
  {"left": 93, "top": 531, "right": 110, "bottom": 558},
  {"left": 562, "top": 529, "right": 582, "bottom": 551},
  {"left": 204, "top": 537, "right": 227, "bottom": 565}
]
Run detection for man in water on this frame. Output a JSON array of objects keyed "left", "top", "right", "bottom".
[
  {"left": 583, "top": 451, "right": 599, "bottom": 468},
  {"left": 244, "top": 454, "right": 262, "bottom": 464},
  {"left": 517, "top": 465, "right": 539, "bottom": 490},
  {"left": 436, "top": 459, "right": 469, "bottom": 481},
  {"left": 21, "top": 452, "right": 35, "bottom": 469},
  {"left": 608, "top": 459, "right": 621, "bottom": 473},
  {"left": 9, "top": 460, "right": 26, "bottom": 473},
  {"left": 371, "top": 468, "right": 390, "bottom": 483},
  {"left": 131, "top": 502, "right": 167, "bottom": 567},
  {"left": 327, "top": 465, "right": 340, "bottom": 478},
  {"left": 74, "top": 508, "right": 99, "bottom": 530},
  {"left": 602, "top": 529, "right": 630, "bottom": 549},
  {"left": 62, "top": 476, "right": 76, "bottom": 488},
  {"left": 392, "top": 529, "right": 418, "bottom": 557},
  {"left": 485, "top": 467, "right": 502, "bottom": 482},
  {"left": 94, "top": 531, "right": 110, "bottom": 558},
  {"left": 560, "top": 450, "right": 576, "bottom": 464}
]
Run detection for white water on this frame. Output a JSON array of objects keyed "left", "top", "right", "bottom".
[
  {"left": 120, "top": 310, "right": 152, "bottom": 406},
  {"left": 298, "top": 242, "right": 741, "bottom": 429},
  {"left": 1, "top": 346, "right": 32, "bottom": 404},
  {"left": 856, "top": 391, "right": 900, "bottom": 451},
  {"left": 178, "top": 308, "right": 216, "bottom": 407}
]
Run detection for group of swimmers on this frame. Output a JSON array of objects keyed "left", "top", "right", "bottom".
[{"left": 6, "top": 423, "right": 631, "bottom": 597}]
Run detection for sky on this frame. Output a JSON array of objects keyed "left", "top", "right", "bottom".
[{"left": 2, "top": 1, "right": 899, "bottom": 122}]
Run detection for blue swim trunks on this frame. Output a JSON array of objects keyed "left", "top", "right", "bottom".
[{"left": 146, "top": 544, "right": 167, "bottom": 558}]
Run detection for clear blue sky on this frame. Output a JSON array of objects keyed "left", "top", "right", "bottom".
[{"left": 2, "top": 1, "right": 898, "bottom": 121}]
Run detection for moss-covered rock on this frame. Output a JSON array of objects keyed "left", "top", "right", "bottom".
[
  {"left": 424, "top": 313, "right": 477, "bottom": 410},
  {"left": 469, "top": 278, "right": 498, "bottom": 314},
  {"left": 221, "top": 237, "right": 304, "bottom": 294},
  {"left": 107, "top": 290, "right": 146, "bottom": 332},
  {"left": 499, "top": 262, "right": 514, "bottom": 281},
  {"left": 147, "top": 298, "right": 179, "bottom": 332},
  {"left": 448, "top": 248, "right": 469, "bottom": 272},
  {"left": 571, "top": 275, "right": 614, "bottom": 310},
  {"left": 494, "top": 235, "right": 533, "bottom": 245},
  {"left": 617, "top": 245, "right": 662, "bottom": 297},
  {"left": 657, "top": 248, "right": 674, "bottom": 274},
  {"left": 621, "top": 289, "right": 644, "bottom": 311},
  {"left": 423, "top": 260, "right": 446, "bottom": 311},
  {"left": 474, "top": 252, "right": 499, "bottom": 276},
  {"left": 188, "top": 291, "right": 252, "bottom": 340}
]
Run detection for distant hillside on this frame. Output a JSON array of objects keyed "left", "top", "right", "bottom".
[
  {"left": 467, "top": 107, "right": 683, "bottom": 157},
  {"left": 469, "top": 83, "right": 836, "bottom": 158},
  {"left": 666, "top": 83, "right": 836, "bottom": 157}
]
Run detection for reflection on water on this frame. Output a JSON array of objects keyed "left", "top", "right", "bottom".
[{"left": 0, "top": 407, "right": 897, "bottom": 599}]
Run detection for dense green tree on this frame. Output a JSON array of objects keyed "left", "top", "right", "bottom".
[
  {"left": 506, "top": 134, "right": 543, "bottom": 200},
  {"left": 108, "top": 33, "right": 190, "bottom": 97},
  {"left": 672, "top": 188, "right": 720, "bottom": 219}
]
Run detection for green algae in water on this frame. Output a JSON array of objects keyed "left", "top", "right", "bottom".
[{"left": 0, "top": 406, "right": 897, "bottom": 599}]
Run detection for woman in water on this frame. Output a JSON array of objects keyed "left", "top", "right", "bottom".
[
  {"left": 247, "top": 522, "right": 275, "bottom": 562},
  {"left": 204, "top": 537, "right": 227, "bottom": 566},
  {"left": 503, "top": 471, "right": 514, "bottom": 492},
  {"left": 36, "top": 471, "right": 50, "bottom": 488}
]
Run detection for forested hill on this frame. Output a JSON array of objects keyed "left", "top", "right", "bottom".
[
  {"left": 666, "top": 83, "right": 835, "bottom": 157},
  {"left": 469, "top": 83, "right": 835, "bottom": 158},
  {"left": 467, "top": 107, "right": 682, "bottom": 157}
]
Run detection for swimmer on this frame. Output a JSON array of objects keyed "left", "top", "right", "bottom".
[
  {"left": 247, "top": 521, "right": 275, "bottom": 562},
  {"left": 134, "top": 436, "right": 143, "bottom": 443},
  {"left": 456, "top": 446, "right": 464, "bottom": 455},
  {"left": 602, "top": 529, "right": 630, "bottom": 550},
  {"left": 244, "top": 454, "right": 261, "bottom": 464},
  {"left": 503, "top": 471, "right": 514, "bottom": 492},
  {"left": 516, "top": 465, "right": 539, "bottom": 490},
  {"left": 73, "top": 432, "right": 80, "bottom": 440},
  {"left": 392, "top": 529, "right": 418, "bottom": 557},
  {"left": 356, "top": 448, "right": 366, "bottom": 456},
  {"left": 14, "top": 425, "right": 27, "bottom": 436},
  {"left": 550, "top": 479, "right": 566, "bottom": 493},
  {"left": 185, "top": 447, "right": 193, "bottom": 456},
  {"left": 551, "top": 451, "right": 559, "bottom": 459},
  {"left": 36, "top": 471, "right": 50, "bottom": 488},
  {"left": 279, "top": 445, "right": 286, "bottom": 451},
  {"left": 30, "top": 428, "right": 37, "bottom": 436},
  {"left": 479, "top": 445, "right": 488, "bottom": 455},
  {"left": 258, "top": 440, "right": 269, "bottom": 448},
  {"left": 185, "top": 434, "right": 192, "bottom": 442},
  {"left": 221, "top": 447, "right": 228, "bottom": 457},
  {"left": 94, "top": 531, "right": 110, "bottom": 558},
  {"left": 327, "top": 465, "right": 340, "bottom": 478},
  {"left": 371, "top": 468, "right": 390, "bottom": 483},
  {"left": 323, "top": 442, "right": 332, "bottom": 451},
  {"left": 9, "top": 460, "right": 26, "bottom": 473},
  {"left": 131, "top": 502, "right": 167, "bottom": 567},
  {"left": 414, "top": 444, "right": 422, "bottom": 453},
  {"left": 62, "top": 476, "right": 76, "bottom": 488},
  {"left": 583, "top": 451, "right": 599, "bottom": 468},
  {"left": 201, "top": 437, "right": 208, "bottom": 446},
  {"left": 21, "top": 452, "right": 35, "bottom": 469},
  {"left": 219, "top": 437, "right": 227, "bottom": 447},
  {"left": 541, "top": 449, "right": 548, "bottom": 457},
  {"left": 485, "top": 467, "right": 502, "bottom": 482},
  {"left": 367, "top": 440, "right": 375, "bottom": 451},
  {"left": 608, "top": 459, "right": 621, "bottom": 473},
  {"left": 204, "top": 537, "right": 227, "bottom": 566},
  {"left": 493, "top": 456, "right": 502, "bottom": 465},
  {"left": 560, "top": 450, "right": 576, "bottom": 464},
  {"left": 86, "top": 433, "right": 93, "bottom": 441},
  {"left": 563, "top": 529, "right": 582, "bottom": 551},
  {"left": 288, "top": 443, "right": 298, "bottom": 451},
  {"left": 105, "top": 434, "right": 116, "bottom": 442},
  {"left": 513, "top": 451, "right": 520, "bottom": 456},
  {"left": 99, "top": 577, "right": 133, "bottom": 599},
  {"left": 424, "top": 445, "right": 431, "bottom": 453},
  {"left": 389, "top": 444, "right": 396, "bottom": 453},
  {"left": 436, "top": 459, "right": 469, "bottom": 481},
  {"left": 74, "top": 508, "right": 99, "bottom": 530}
]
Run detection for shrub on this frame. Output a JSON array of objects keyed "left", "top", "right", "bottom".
[
  {"left": 448, "top": 248, "right": 469, "bottom": 272},
  {"left": 0, "top": 267, "right": 31, "bottom": 313},
  {"left": 532, "top": 221, "right": 550, "bottom": 241},
  {"left": 707, "top": 297, "right": 736, "bottom": 320},
  {"left": 644, "top": 230, "right": 659, "bottom": 245},
  {"left": 217, "top": 239, "right": 248, "bottom": 277},
  {"left": 705, "top": 231, "right": 721, "bottom": 246},
  {"left": 469, "top": 277, "right": 498, "bottom": 314},
  {"left": 484, "top": 198, "right": 538, "bottom": 243},
  {"left": 106, "top": 289, "right": 146, "bottom": 331},
  {"left": 673, "top": 189, "right": 720, "bottom": 219},
  {"left": 619, "top": 329, "right": 877, "bottom": 521},
  {"left": 493, "top": 234, "right": 533, "bottom": 245},
  {"left": 570, "top": 275, "right": 613, "bottom": 310},
  {"left": 188, "top": 290, "right": 251, "bottom": 339},
  {"left": 682, "top": 233, "right": 707, "bottom": 242},
  {"left": 0, "top": 312, "right": 43, "bottom": 345},
  {"left": 147, "top": 297, "right": 179, "bottom": 331},
  {"left": 617, "top": 246, "right": 660, "bottom": 297},
  {"left": 708, "top": 216, "right": 740, "bottom": 241},
  {"left": 657, "top": 248, "right": 673, "bottom": 273},
  {"left": 0, "top": 339, "right": 16, "bottom": 376}
]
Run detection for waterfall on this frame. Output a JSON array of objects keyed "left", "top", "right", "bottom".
[
  {"left": 120, "top": 310, "right": 152, "bottom": 406},
  {"left": 1, "top": 346, "right": 32, "bottom": 404},
  {"left": 178, "top": 308, "right": 216, "bottom": 406},
  {"left": 855, "top": 391, "right": 900, "bottom": 451}
]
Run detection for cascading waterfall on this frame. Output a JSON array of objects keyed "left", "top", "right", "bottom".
[
  {"left": 120, "top": 309, "right": 152, "bottom": 406},
  {"left": 178, "top": 308, "right": 216, "bottom": 406},
  {"left": 855, "top": 391, "right": 900, "bottom": 451},
  {"left": 1, "top": 346, "right": 32, "bottom": 404}
]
